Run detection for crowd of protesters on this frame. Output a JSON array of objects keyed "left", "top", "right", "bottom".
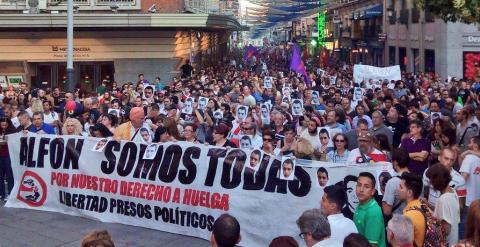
[{"left": 0, "top": 44, "right": 479, "bottom": 247}]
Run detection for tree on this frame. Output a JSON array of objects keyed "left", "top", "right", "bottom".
[{"left": 416, "top": 0, "right": 480, "bottom": 23}]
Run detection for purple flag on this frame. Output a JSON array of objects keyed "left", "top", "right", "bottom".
[
  {"left": 290, "top": 43, "right": 310, "bottom": 86},
  {"left": 243, "top": 45, "right": 258, "bottom": 60}
]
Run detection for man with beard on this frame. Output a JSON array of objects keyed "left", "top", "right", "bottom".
[{"left": 347, "top": 131, "right": 387, "bottom": 164}]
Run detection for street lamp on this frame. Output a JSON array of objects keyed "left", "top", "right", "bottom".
[
  {"left": 66, "top": 0, "right": 75, "bottom": 92},
  {"left": 387, "top": 7, "right": 394, "bottom": 17}
]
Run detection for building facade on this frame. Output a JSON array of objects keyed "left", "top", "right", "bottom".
[
  {"left": 0, "top": 0, "right": 242, "bottom": 90},
  {"left": 327, "top": 0, "right": 384, "bottom": 66},
  {"left": 384, "top": 0, "right": 480, "bottom": 80}
]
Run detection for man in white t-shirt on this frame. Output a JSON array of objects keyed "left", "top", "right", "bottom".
[
  {"left": 459, "top": 136, "right": 480, "bottom": 208},
  {"left": 43, "top": 101, "right": 60, "bottom": 132},
  {"left": 321, "top": 185, "right": 358, "bottom": 243},
  {"left": 423, "top": 148, "right": 466, "bottom": 207}
]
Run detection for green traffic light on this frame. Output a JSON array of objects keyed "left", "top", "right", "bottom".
[{"left": 310, "top": 39, "right": 317, "bottom": 46}]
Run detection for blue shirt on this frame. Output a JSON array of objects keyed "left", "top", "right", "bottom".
[{"left": 29, "top": 123, "right": 55, "bottom": 134}]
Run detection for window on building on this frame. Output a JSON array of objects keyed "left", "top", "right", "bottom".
[
  {"left": 399, "top": 47, "right": 407, "bottom": 71},
  {"left": 412, "top": 48, "right": 419, "bottom": 73},
  {"left": 425, "top": 49, "right": 435, "bottom": 73},
  {"left": 389, "top": 46, "right": 396, "bottom": 66}
]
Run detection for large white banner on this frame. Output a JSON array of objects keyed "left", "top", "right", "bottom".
[
  {"left": 353, "top": 64, "right": 401, "bottom": 83},
  {"left": 5, "top": 133, "right": 392, "bottom": 246}
]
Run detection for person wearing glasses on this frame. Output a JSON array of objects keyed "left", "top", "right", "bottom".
[
  {"left": 240, "top": 122, "right": 262, "bottom": 148},
  {"left": 296, "top": 208, "right": 342, "bottom": 247},
  {"left": 347, "top": 131, "right": 387, "bottom": 164},
  {"left": 261, "top": 130, "right": 276, "bottom": 155},
  {"left": 182, "top": 124, "right": 197, "bottom": 143},
  {"left": 327, "top": 133, "right": 350, "bottom": 164}
]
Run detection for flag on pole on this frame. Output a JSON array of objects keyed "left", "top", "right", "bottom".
[
  {"left": 243, "top": 45, "right": 258, "bottom": 61},
  {"left": 290, "top": 43, "right": 311, "bottom": 86}
]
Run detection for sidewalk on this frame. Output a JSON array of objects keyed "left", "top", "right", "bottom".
[{"left": 0, "top": 202, "right": 210, "bottom": 247}]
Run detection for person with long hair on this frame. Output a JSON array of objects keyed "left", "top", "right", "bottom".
[
  {"left": 374, "top": 133, "right": 392, "bottom": 162},
  {"left": 100, "top": 114, "right": 118, "bottom": 134},
  {"left": 62, "top": 118, "right": 84, "bottom": 136},
  {"left": 327, "top": 133, "right": 350, "bottom": 163},
  {"left": 0, "top": 117, "right": 15, "bottom": 201}
]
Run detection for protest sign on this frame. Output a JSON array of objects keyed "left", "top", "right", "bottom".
[
  {"left": 353, "top": 64, "right": 401, "bottom": 83},
  {"left": 6, "top": 133, "right": 393, "bottom": 246}
]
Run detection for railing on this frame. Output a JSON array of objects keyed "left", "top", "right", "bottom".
[
  {"left": 96, "top": 0, "right": 135, "bottom": 6},
  {"left": 49, "top": 0, "right": 89, "bottom": 5}
]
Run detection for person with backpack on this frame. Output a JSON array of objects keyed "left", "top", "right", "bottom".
[
  {"left": 397, "top": 172, "right": 426, "bottom": 247},
  {"left": 426, "top": 164, "right": 460, "bottom": 246},
  {"left": 397, "top": 172, "right": 449, "bottom": 247}
]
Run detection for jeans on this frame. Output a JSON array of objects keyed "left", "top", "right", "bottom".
[
  {"left": 459, "top": 205, "right": 468, "bottom": 240},
  {"left": 0, "top": 156, "right": 13, "bottom": 198}
]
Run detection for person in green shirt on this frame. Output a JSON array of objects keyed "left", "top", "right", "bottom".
[
  {"left": 96, "top": 80, "right": 107, "bottom": 96},
  {"left": 353, "top": 172, "right": 386, "bottom": 247}
]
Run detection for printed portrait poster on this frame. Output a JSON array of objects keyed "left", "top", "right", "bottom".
[
  {"left": 239, "top": 135, "right": 253, "bottom": 149},
  {"left": 353, "top": 87, "right": 363, "bottom": 101},
  {"left": 247, "top": 149, "right": 262, "bottom": 171},
  {"left": 282, "top": 87, "right": 291, "bottom": 98},
  {"left": 280, "top": 157, "right": 295, "bottom": 181},
  {"left": 315, "top": 167, "right": 330, "bottom": 189},
  {"left": 142, "top": 85, "right": 155, "bottom": 100},
  {"left": 263, "top": 76, "right": 273, "bottom": 89},
  {"left": 182, "top": 97, "right": 194, "bottom": 115},
  {"left": 430, "top": 112, "right": 442, "bottom": 124},
  {"left": 236, "top": 105, "right": 248, "bottom": 121},
  {"left": 291, "top": 99, "right": 304, "bottom": 116},
  {"left": 198, "top": 97, "right": 208, "bottom": 111},
  {"left": 213, "top": 110, "right": 223, "bottom": 122},
  {"left": 143, "top": 143, "right": 159, "bottom": 160},
  {"left": 260, "top": 103, "right": 271, "bottom": 125},
  {"left": 92, "top": 138, "right": 109, "bottom": 152},
  {"left": 311, "top": 91, "right": 320, "bottom": 105}
]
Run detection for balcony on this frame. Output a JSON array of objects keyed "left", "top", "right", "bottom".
[{"left": 0, "top": 0, "right": 139, "bottom": 11}]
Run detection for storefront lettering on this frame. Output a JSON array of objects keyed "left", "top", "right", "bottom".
[
  {"left": 51, "top": 46, "right": 91, "bottom": 52},
  {"left": 467, "top": 36, "right": 480, "bottom": 43}
]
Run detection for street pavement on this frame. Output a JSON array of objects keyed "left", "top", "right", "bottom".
[{"left": 0, "top": 201, "right": 210, "bottom": 247}]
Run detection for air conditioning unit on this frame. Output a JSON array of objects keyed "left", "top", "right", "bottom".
[{"left": 26, "top": 0, "right": 47, "bottom": 11}]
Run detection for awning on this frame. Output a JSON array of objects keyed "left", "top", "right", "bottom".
[{"left": 359, "top": 4, "right": 383, "bottom": 19}]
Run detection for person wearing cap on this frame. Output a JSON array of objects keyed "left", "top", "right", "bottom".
[
  {"left": 114, "top": 107, "right": 152, "bottom": 142},
  {"left": 321, "top": 185, "right": 358, "bottom": 243},
  {"left": 346, "top": 131, "right": 387, "bottom": 164}
]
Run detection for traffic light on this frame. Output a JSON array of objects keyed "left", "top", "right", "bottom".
[{"left": 310, "top": 39, "right": 317, "bottom": 47}]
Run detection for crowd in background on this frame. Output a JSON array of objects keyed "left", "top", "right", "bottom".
[{"left": 0, "top": 44, "right": 479, "bottom": 247}]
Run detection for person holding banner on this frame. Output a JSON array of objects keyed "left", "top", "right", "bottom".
[{"left": 114, "top": 107, "right": 152, "bottom": 142}]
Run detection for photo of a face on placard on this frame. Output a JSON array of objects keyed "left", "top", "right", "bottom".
[
  {"left": 311, "top": 91, "right": 320, "bottom": 105},
  {"left": 198, "top": 97, "right": 208, "bottom": 111},
  {"left": 108, "top": 108, "right": 120, "bottom": 118},
  {"left": 248, "top": 149, "right": 262, "bottom": 171},
  {"left": 239, "top": 135, "right": 253, "bottom": 149},
  {"left": 316, "top": 167, "right": 330, "bottom": 188},
  {"left": 236, "top": 105, "right": 248, "bottom": 120},
  {"left": 291, "top": 99, "right": 303, "bottom": 116},
  {"left": 280, "top": 157, "right": 295, "bottom": 181},
  {"left": 353, "top": 87, "right": 363, "bottom": 101},
  {"left": 282, "top": 96, "right": 291, "bottom": 104},
  {"left": 182, "top": 97, "right": 194, "bottom": 115},
  {"left": 264, "top": 76, "right": 273, "bottom": 89},
  {"left": 143, "top": 85, "right": 155, "bottom": 100},
  {"left": 430, "top": 112, "right": 442, "bottom": 124},
  {"left": 213, "top": 110, "right": 223, "bottom": 122},
  {"left": 93, "top": 138, "right": 109, "bottom": 152},
  {"left": 260, "top": 103, "right": 270, "bottom": 120},
  {"left": 143, "top": 143, "right": 158, "bottom": 160},
  {"left": 341, "top": 175, "right": 359, "bottom": 219},
  {"left": 282, "top": 87, "right": 291, "bottom": 97}
]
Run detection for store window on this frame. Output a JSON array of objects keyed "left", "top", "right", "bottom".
[
  {"left": 389, "top": 46, "right": 396, "bottom": 66},
  {"left": 425, "top": 49, "right": 435, "bottom": 73},
  {"left": 399, "top": 47, "right": 407, "bottom": 71}
]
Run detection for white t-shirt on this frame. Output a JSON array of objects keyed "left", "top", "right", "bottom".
[
  {"left": 434, "top": 191, "right": 460, "bottom": 246},
  {"left": 43, "top": 111, "right": 59, "bottom": 125},
  {"left": 459, "top": 154, "right": 480, "bottom": 206},
  {"left": 423, "top": 168, "right": 466, "bottom": 206},
  {"left": 327, "top": 213, "right": 358, "bottom": 242}
]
